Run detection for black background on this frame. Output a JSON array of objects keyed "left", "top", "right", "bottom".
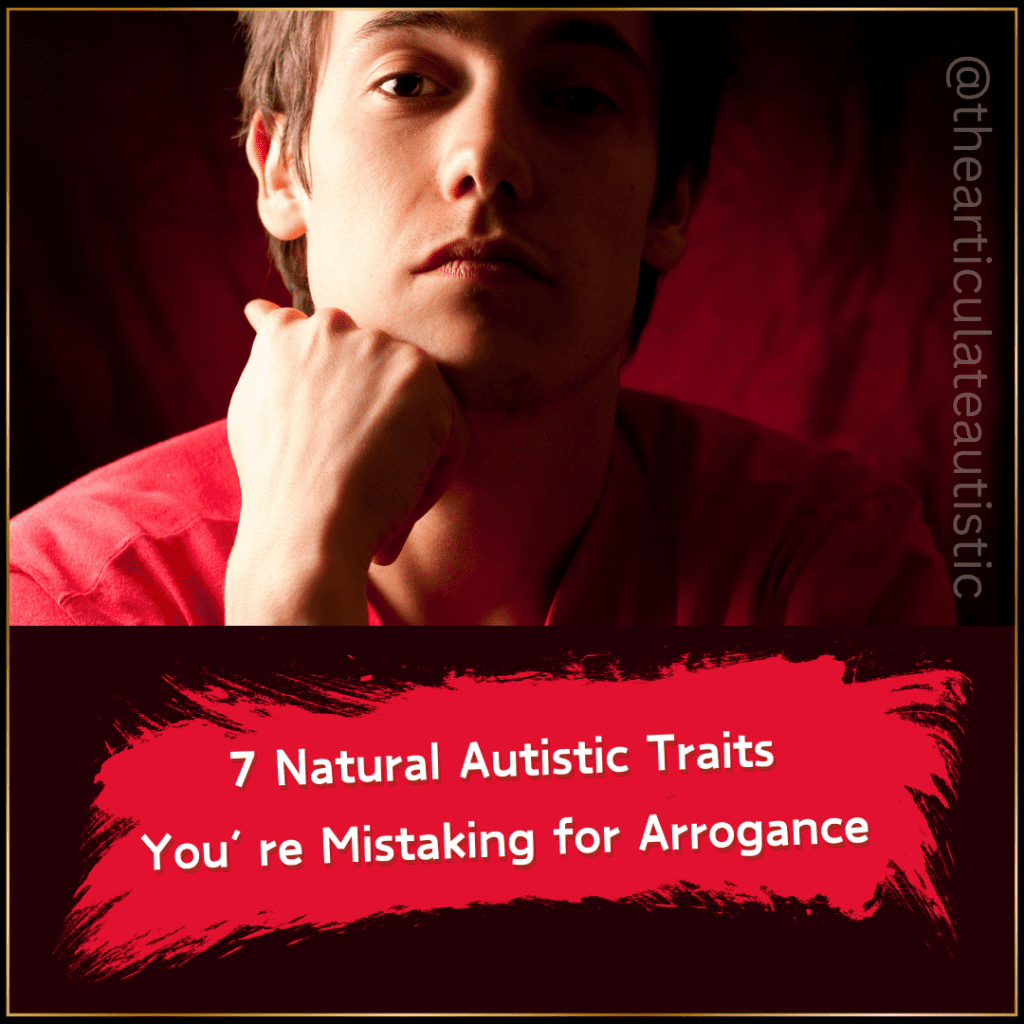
[{"left": 9, "top": 628, "right": 1016, "bottom": 1013}]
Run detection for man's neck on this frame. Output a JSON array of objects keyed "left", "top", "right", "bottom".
[{"left": 368, "top": 367, "right": 620, "bottom": 625}]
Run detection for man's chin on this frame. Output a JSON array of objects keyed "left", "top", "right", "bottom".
[
  {"left": 439, "top": 361, "right": 551, "bottom": 422},
  {"left": 384, "top": 302, "right": 627, "bottom": 421},
  {"left": 438, "top": 344, "right": 624, "bottom": 426}
]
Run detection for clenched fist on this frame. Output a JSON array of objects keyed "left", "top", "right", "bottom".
[{"left": 224, "top": 300, "right": 467, "bottom": 624}]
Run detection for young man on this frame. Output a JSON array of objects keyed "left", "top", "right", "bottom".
[{"left": 9, "top": 11, "right": 955, "bottom": 626}]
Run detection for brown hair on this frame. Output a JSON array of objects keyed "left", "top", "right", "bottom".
[
  {"left": 236, "top": 11, "right": 731, "bottom": 352},
  {"left": 236, "top": 11, "right": 331, "bottom": 316}
]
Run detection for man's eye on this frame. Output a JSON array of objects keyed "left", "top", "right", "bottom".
[
  {"left": 377, "top": 73, "right": 440, "bottom": 99},
  {"left": 555, "top": 88, "right": 611, "bottom": 115}
]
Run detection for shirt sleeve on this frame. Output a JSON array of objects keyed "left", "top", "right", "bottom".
[{"left": 9, "top": 568, "right": 77, "bottom": 625}]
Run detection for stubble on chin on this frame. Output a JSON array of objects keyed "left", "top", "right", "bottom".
[{"left": 439, "top": 332, "right": 626, "bottom": 426}]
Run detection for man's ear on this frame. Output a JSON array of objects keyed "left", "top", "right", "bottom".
[
  {"left": 642, "top": 168, "right": 692, "bottom": 271},
  {"left": 245, "top": 113, "right": 308, "bottom": 242}
]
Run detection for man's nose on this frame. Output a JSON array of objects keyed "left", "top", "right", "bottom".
[{"left": 436, "top": 76, "right": 535, "bottom": 206}]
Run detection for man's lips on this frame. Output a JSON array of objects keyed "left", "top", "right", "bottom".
[{"left": 413, "top": 238, "right": 551, "bottom": 282}]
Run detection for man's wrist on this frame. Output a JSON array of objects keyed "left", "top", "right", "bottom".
[{"left": 224, "top": 537, "right": 371, "bottom": 625}]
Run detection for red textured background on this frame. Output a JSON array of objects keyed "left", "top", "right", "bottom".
[
  {"left": 66, "top": 659, "right": 962, "bottom": 980},
  {"left": 9, "top": 11, "right": 1015, "bottom": 622}
]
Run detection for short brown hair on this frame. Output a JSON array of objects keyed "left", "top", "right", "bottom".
[{"left": 236, "top": 11, "right": 730, "bottom": 354}]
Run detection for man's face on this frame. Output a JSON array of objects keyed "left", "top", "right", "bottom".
[{"left": 299, "top": 11, "right": 662, "bottom": 416}]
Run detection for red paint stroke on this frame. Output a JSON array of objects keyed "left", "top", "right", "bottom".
[{"left": 61, "top": 656, "right": 965, "bottom": 979}]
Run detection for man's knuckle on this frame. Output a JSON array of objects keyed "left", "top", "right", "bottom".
[
  {"left": 309, "top": 306, "right": 334, "bottom": 325},
  {"left": 268, "top": 306, "right": 298, "bottom": 326},
  {"left": 356, "top": 327, "right": 391, "bottom": 352},
  {"left": 310, "top": 306, "right": 353, "bottom": 335},
  {"left": 391, "top": 342, "right": 433, "bottom": 380}
]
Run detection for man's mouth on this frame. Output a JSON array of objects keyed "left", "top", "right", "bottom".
[{"left": 414, "top": 237, "right": 551, "bottom": 282}]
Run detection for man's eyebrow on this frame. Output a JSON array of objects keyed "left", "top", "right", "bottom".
[
  {"left": 537, "top": 18, "right": 652, "bottom": 81},
  {"left": 348, "top": 12, "right": 651, "bottom": 82}
]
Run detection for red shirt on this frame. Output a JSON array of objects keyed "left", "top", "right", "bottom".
[{"left": 9, "top": 389, "right": 956, "bottom": 625}]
